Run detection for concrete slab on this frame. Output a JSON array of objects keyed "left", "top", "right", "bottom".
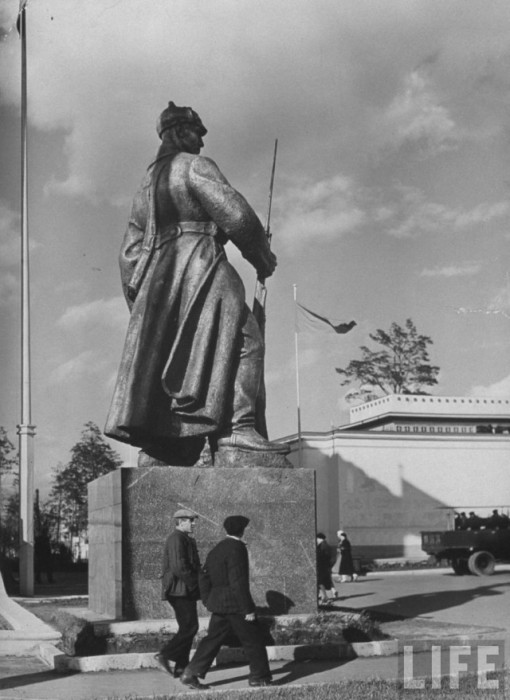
[{"left": 0, "top": 588, "right": 61, "bottom": 656}]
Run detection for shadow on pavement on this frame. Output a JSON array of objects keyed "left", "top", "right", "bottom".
[
  {"left": 0, "top": 670, "right": 78, "bottom": 692},
  {"left": 334, "top": 592, "right": 374, "bottom": 602},
  {"left": 341, "top": 579, "right": 510, "bottom": 622},
  {"left": 206, "top": 658, "right": 348, "bottom": 688},
  {"left": 443, "top": 570, "right": 510, "bottom": 578},
  {"left": 272, "top": 658, "right": 350, "bottom": 685}
]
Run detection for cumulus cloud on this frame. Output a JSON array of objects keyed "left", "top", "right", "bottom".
[
  {"left": 48, "top": 350, "right": 110, "bottom": 385},
  {"left": 387, "top": 190, "right": 510, "bottom": 238},
  {"left": 1, "top": 0, "right": 509, "bottom": 208},
  {"left": 265, "top": 346, "right": 321, "bottom": 387},
  {"left": 453, "top": 202, "right": 510, "bottom": 229},
  {"left": 0, "top": 271, "right": 18, "bottom": 307},
  {"left": 57, "top": 296, "right": 127, "bottom": 330},
  {"left": 380, "top": 70, "right": 460, "bottom": 154},
  {"left": 276, "top": 175, "right": 366, "bottom": 250},
  {"left": 470, "top": 374, "right": 510, "bottom": 398},
  {"left": 420, "top": 263, "right": 481, "bottom": 278},
  {"left": 0, "top": 202, "right": 22, "bottom": 307},
  {"left": 488, "top": 284, "right": 510, "bottom": 313},
  {"left": 0, "top": 201, "right": 20, "bottom": 266}
]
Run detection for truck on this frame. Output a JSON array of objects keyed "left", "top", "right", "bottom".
[{"left": 421, "top": 512, "right": 510, "bottom": 576}]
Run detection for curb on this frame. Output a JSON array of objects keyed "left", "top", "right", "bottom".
[
  {"left": 89, "top": 613, "right": 313, "bottom": 637},
  {"left": 366, "top": 564, "right": 510, "bottom": 577},
  {"left": 365, "top": 568, "right": 451, "bottom": 577},
  {"left": 41, "top": 639, "right": 399, "bottom": 673}
]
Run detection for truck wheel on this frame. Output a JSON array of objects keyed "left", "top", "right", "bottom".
[
  {"left": 451, "top": 558, "right": 469, "bottom": 575},
  {"left": 468, "top": 551, "right": 496, "bottom": 576}
]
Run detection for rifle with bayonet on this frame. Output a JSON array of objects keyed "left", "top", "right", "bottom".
[{"left": 252, "top": 139, "right": 278, "bottom": 439}]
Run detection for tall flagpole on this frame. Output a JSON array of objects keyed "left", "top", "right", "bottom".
[
  {"left": 18, "top": 0, "right": 35, "bottom": 597},
  {"left": 293, "top": 284, "right": 302, "bottom": 467}
]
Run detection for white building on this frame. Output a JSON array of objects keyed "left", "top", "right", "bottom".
[{"left": 284, "top": 395, "right": 510, "bottom": 560}]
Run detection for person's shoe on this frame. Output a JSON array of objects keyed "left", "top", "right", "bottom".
[
  {"left": 217, "top": 427, "right": 290, "bottom": 454},
  {"left": 249, "top": 678, "right": 272, "bottom": 687},
  {"left": 154, "top": 653, "right": 172, "bottom": 675},
  {"left": 173, "top": 666, "right": 185, "bottom": 678},
  {"left": 180, "top": 672, "right": 210, "bottom": 690}
]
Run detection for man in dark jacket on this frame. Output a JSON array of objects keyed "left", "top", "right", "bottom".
[
  {"left": 155, "top": 508, "right": 201, "bottom": 678},
  {"left": 180, "top": 515, "right": 271, "bottom": 690}
]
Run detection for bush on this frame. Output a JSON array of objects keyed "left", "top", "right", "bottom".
[{"left": 271, "top": 611, "right": 386, "bottom": 645}]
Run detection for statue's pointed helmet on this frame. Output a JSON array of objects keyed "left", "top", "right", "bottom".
[{"left": 157, "top": 101, "right": 207, "bottom": 139}]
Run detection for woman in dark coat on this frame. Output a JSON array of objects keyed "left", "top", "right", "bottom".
[
  {"left": 336, "top": 530, "right": 358, "bottom": 583},
  {"left": 316, "top": 533, "right": 338, "bottom": 604}
]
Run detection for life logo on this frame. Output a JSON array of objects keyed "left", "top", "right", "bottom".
[{"left": 398, "top": 639, "right": 505, "bottom": 695}]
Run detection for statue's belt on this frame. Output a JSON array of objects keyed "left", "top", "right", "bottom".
[
  {"left": 155, "top": 221, "right": 219, "bottom": 248},
  {"left": 128, "top": 220, "right": 221, "bottom": 300}
]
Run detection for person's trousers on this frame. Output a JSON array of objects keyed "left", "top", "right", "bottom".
[
  {"left": 186, "top": 612, "right": 271, "bottom": 681},
  {"left": 160, "top": 596, "right": 198, "bottom": 669}
]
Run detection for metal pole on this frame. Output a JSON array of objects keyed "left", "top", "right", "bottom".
[
  {"left": 293, "top": 284, "right": 302, "bottom": 467},
  {"left": 18, "top": 2, "right": 35, "bottom": 597}
]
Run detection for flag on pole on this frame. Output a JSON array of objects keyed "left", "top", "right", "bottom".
[{"left": 296, "top": 303, "right": 356, "bottom": 334}]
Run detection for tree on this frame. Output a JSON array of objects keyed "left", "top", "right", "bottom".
[
  {"left": 1, "top": 478, "right": 19, "bottom": 559},
  {"left": 47, "top": 422, "right": 122, "bottom": 537},
  {"left": 0, "top": 428, "right": 18, "bottom": 558},
  {"left": 0, "top": 427, "right": 17, "bottom": 475},
  {"left": 336, "top": 318, "right": 439, "bottom": 401}
]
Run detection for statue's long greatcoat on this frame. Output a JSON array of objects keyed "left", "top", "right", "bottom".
[{"left": 105, "top": 147, "right": 269, "bottom": 448}]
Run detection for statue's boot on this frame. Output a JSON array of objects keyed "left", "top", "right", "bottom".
[
  {"left": 218, "top": 313, "right": 290, "bottom": 455},
  {"left": 217, "top": 427, "right": 290, "bottom": 454}
]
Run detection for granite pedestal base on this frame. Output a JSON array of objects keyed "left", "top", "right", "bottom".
[{"left": 88, "top": 466, "right": 316, "bottom": 620}]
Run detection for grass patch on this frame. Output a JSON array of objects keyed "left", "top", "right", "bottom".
[
  {"left": 367, "top": 557, "right": 444, "bottom": 572},
  {"left": 98, "top": 670, "right": 508, "bottom": 699},
  {"left": 271, "top": 611, "right": 387, "bottom": 644}
]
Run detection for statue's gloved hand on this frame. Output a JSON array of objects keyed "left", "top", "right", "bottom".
[{"left": 257, "top": 250, "right": 277, "bottom": 279}]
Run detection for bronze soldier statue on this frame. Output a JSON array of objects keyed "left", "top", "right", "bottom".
[{"left": 105, "top": 102, "right": 288, "bottom": 465}]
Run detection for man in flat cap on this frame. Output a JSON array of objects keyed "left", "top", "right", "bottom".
[
  {"left": 180, "top": 515, "right": 271, "bottom": 689},
  {"left": 105, "top": 101, "right": 289, "bottom": 464},
  {"left": 155, "top": 509, "right": 201, "bottom": 678}
]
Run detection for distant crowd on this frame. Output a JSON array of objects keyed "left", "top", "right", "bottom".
[{"left": 454, "top": 509, "right": 510, "bottom": 531}]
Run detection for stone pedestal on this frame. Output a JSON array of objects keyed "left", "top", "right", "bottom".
[{"left": 88, "top": 466, "right": 316, "bottom": 620}]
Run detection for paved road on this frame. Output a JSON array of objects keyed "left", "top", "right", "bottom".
[{"left": 334, "top": 567, "right": 510, "bottom": 636}]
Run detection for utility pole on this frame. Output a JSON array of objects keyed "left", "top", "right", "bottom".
[{"left": 17, "top": 1, "right": 36, "bottom": 597}]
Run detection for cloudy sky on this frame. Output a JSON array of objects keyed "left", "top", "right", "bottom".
[{"left": 0, "top": 0, "right": 509, "bottom": 494}]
